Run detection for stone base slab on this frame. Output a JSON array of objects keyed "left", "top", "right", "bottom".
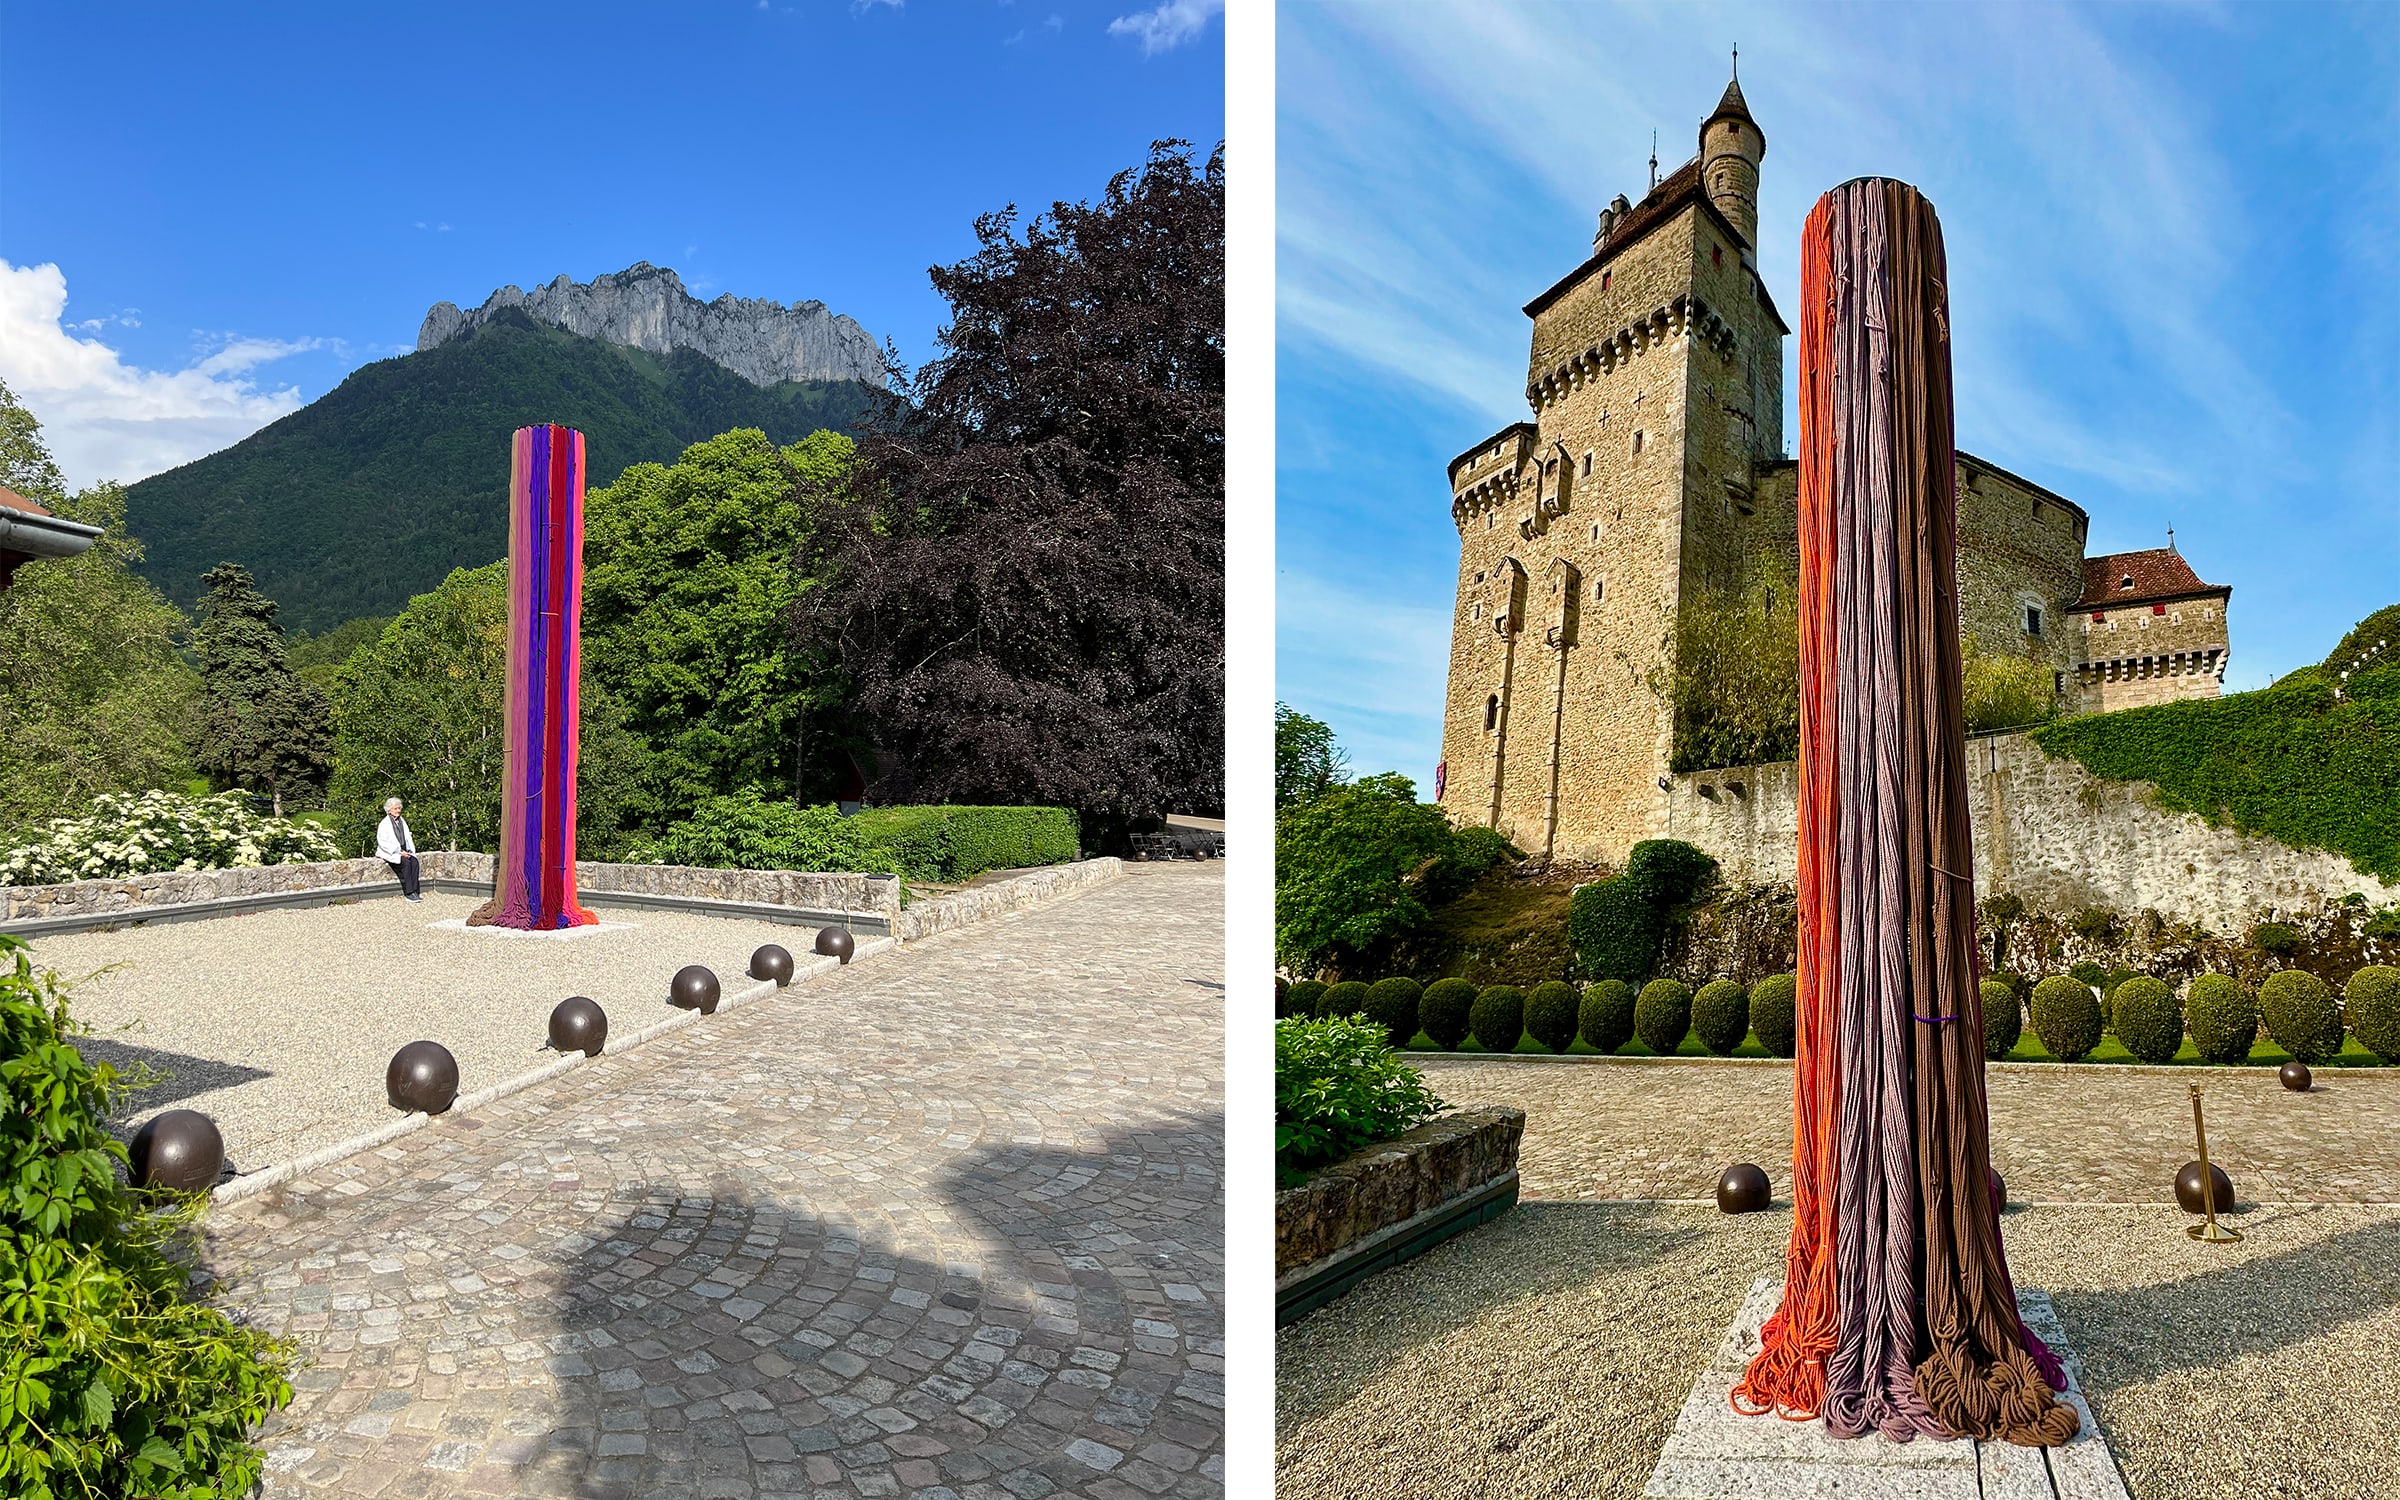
[{"left": 1646, "top": 1279, "right": 2127, "bottom": 1500}]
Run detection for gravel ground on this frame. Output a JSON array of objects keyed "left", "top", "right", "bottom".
[
  {"left": 1277, "top": 1201, "right": 2400, "bottom": 1500},
  {"left": 23, "top": 891, "right": 854, "bottom": 1170}
]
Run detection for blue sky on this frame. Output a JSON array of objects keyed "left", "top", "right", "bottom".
[
  {"left": 0, "top": 0, "right": 1222, "bottom": 490},
  {"left": 1278, "top": 1, "right": 2400, "bottom": 786}
]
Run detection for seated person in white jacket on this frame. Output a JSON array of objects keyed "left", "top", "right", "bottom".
[{"left": 376, "top": 797, "right": 422, "bottom": 901}]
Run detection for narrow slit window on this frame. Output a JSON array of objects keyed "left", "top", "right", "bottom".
[{"left": 1485, "top": 695, "right": 1499, "bottom": 732}]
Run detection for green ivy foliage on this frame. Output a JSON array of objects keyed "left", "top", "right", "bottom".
[
  {"left": 1567, "top": 839, "right": 1719, "bottom": 983},
  {"left": 0, "top": 937, "right": 294, "bottom": 1498},
  {"left": 1274, "top": 1015, "right": 1444, "bottom": 1184},
  {"left": 2031, "top": 618, "right": 2400, "bottom": 881}
]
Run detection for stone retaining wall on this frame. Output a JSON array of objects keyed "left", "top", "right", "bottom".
[
  {"left": 1669, "top": 731, "right": 2397, "bottom": 931},
  {"left": 1276, "top": 1106, "right": 1525, "bottom": 1278},
  {"left": 896, "top": 858, "right": 1125, "bottom": 942},
  {"left": 3, "top": 851, "right": 901, "bottom": 927}
]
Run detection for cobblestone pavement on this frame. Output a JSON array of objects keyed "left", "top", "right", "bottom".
[
  {"left": 203, "top": 864, "right": 1224, "bottom": 1500},
  {"left": 1415, "top": 1055, "right": 2400, "bottom": 1204}
]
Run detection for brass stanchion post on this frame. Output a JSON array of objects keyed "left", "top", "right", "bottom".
[{"left": 2187, "top": 1084, "right": 2241, "bottom": 1244}]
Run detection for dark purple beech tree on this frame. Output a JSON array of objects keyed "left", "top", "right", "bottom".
[{"left": 797, "top": 141, "right": 1224, "bottom": 837}]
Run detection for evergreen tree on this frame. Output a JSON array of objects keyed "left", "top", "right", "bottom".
[{"left": 192, "top": 563, "right": 331, "bottom": 812}]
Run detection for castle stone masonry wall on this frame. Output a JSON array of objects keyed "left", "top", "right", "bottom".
[{"left": 1668, "top": 733, "right": 2395, "bottom": 931}]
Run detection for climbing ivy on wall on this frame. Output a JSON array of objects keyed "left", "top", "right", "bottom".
[{"left": 2030, "top": 618, "right": 2400, "bottom": 882}]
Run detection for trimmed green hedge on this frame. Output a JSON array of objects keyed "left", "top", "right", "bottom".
[
  {"left": 1635, "top": 978, "right": 1693, "bottom": 1056},
  {"left": 2111, "top": 976, "right": 2183, "bottom": 1065},
  {"left": 1567, "top": 877, "right": 1658, "bottom": 984},
  {"left": 1980, "top": 977, "right": 2021, "bottom": 1060},
  {"left": 2186, "top": 974, "right": 2258, "bottom": 1064},
  {"left": 1751, "top": 974, "right": 1798, "bottom": 1058},
  {"left": 1470, "top": 985, "right": 1526, "bottom": 1052},
  {"left": 1362, "top": 977, "right": 1422, "bottom": 1051},
  {"left": 1420, "top": 978, "right": 1477, "bottom": 1050},
  {"left": 1319, "top": 980, "right": 1371, "bottom": 1021},
  {"left": 1524, "top": 981, "right": 1580, "bottom": 1054},
  {"left": 848, "top": 804, "right": 1080, "bottom": 882},
  {"left": 1691, "top": 979, "right": 1750, "bottom": 1057},
  {"left": 2261, "top": 969, "right": 2342, "bottom": 1064},
  {"left": 1579, "top": 979, "right": 1636, "bottom": 1054},
  {"left": 1287, "top": 979, "right": 1327, "bottom": 1020},
  {"left": 2347, "top": 965, "right": 2400, "bottom": 1063},
  {"left": 2031, "top": 976, "right": 2102, "bottom": 1062}
]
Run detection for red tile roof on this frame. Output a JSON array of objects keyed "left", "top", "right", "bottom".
[
  {"left": 0, "top": 484, "right": 51, "bottom": 516},
  {"left": 2075, "top": 548, "right": 2226, "bottom": 610}
]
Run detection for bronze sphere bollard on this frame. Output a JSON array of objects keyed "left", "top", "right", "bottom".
[
  {"left": 2280, "top": 1059, "right": 2313, "bottom": 1092},
  {"left": 130, "top": 1108, "right": 225, "bottom": 1193},
  {"left": 387, "top": 1040, "right": 460, "bottom": 1115},
  {"left": 671, "top": 964, "right": 721, "bottom": 1014},
  {"left": 2175, "top": 1159, "right": 2236, "bottom": 1217},
  {"left": 549, "top": 996, "right": 608, "bottom": 1056},
  {"left": 1716, "top": 1162, "right": 1771, "bottom": 1214},
  {"left": 750, "top": 944, "right": 796, "bottom": 985},
  {"left": 815, "top": 926, "right": 856, "bottom": 964}
]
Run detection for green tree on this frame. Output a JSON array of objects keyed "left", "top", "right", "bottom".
[
  {"left": 582, "top": 428, "right": 854, "bottom": 822},
  {"left": 191, "top": 562, "right": 332, "bottom": 813},
  {"left": 1275, "top": 702, "right": 1350, "bottom": 808},
  {"left": 328, "top": 564, "right": 655, "bottom": 857},
  {"left": 1275, "top": 772, "right": 1457, "bottom": 974},
  {"left": 0, "top": 384, "right": 201, "bottom": 837},
  {"left": 1657, "top": 563, "right": 1801, "bottom": 773},
  {"left": 285, "top": 614, "right": 393, "bottom": 696},
  {"left": 1961, "top": 632, "right": 2059, "bottom": 734}
]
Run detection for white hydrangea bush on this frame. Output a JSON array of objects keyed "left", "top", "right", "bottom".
[{"left": 0, "top": 790, "right": 341, "bottom": 886}]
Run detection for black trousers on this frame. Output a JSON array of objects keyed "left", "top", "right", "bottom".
[{"left": 388, "top": 853, "right": 420, "bottom": 898}]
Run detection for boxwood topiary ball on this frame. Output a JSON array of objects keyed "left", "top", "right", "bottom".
[
  {"left": 548, "top": 996, "right": 607, "bottom": 1057},
  {"left": 814, "top": 926, "right": 856, "bottom": 964},
  {"left": 1716, "top": 1162, "right": 1771, "bottom": 1214},
  {"left": 1420, "top": 979, "right": 1478, "bottom": 1050},
  {"left": 2174, "top": 1160, "right": 2235, "bottom": 1216},
  {"left": 671, "top": 964, "right": 722, "bottom": 1014},
  {"left": 2260, "top": 969, "right": 2339, "bottom": 1063},
  {"left": 1579, "top": 979, "right": 1637, "bottom": 1055},
  {"left": 1989, "top": 1168, "right": 2007, "bottom": 1212},
  {"left": 1634, "top": 978, "right": 1693, "bottom": 1056},
  {"left": 1469, "top": 985, "right": 1526, "bottom": 1053},
  {"left": 1274, "top": 977, "right": 1290, "bottom": 1018},
  {"left": 129, "top": 1109, "right": 224, "bottom": 1193},
  {"left": 386, "top": 1040, "right": 459, "bottom": 1114},
  {"left": 2344, "top": 965, "right": 2400, "bottom": 1063},
  {"left": 2186, "top": 974, "right": 2258, "bottom": 1064},
  {"left": 1691, "top": 979, "right": 1751, "bottom": 1057},
  {"left": 1750, "top": 974, "right": 1798, "bottom": 1059},
  {"left": 1524, "top": 981, "right": 1580, "bottom": 1054},
  {"left": 2030, "top": 976, "right": 2102, "bottom": 1062},
  {"left": 1288, "top": 979, "right": 1328, "bottom": 1020},
  {"left": 2280, "top": 1059, "right": 2313, "bottom": 1092},
  {"left": 1980, "top": 977, "right": 2023, "bottom": 1060},
  {"left": 750, "top": 944, "right": 796, "bottom": 986},
  {"left": 1320, "top": 980, "right": 1372, "bottom": 1021},
  {"left": 1363, "top": 977, "right": 1423, "bottom": 1050},
  {"left": 2111, "top": 976, "right": 2184, "bottom": 1065}
]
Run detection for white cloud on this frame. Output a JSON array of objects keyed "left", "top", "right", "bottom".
[
  {"left": 0, "top": 260, "right": 316, "bottom": 490},
  {"left": 1108, "top": 0, "right": 1221, "bottom": 56}
]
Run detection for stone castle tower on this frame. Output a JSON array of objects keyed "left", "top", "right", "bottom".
[{"left": 1434, "top": 74, "right": 2232, "bottom": 865}]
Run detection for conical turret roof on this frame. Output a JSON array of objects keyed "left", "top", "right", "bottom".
[{"left": 1704, "top": 75, "right": 1756, "bottom": 132}]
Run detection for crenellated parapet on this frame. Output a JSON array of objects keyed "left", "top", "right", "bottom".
[{"left": 1524, "top": 292, "right": 1738, "bottom": 411}]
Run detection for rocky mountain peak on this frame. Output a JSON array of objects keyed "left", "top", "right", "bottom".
[{"left": 416, "top": 263, "right": 885, "bottom": 388}]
